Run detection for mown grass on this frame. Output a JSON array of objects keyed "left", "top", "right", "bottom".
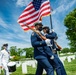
[
  {"left": 64, "top": 59, "right": 76, "bottom": 75},
  {"left": 0, "top": 59, "right": 76, "bottom": 75}
]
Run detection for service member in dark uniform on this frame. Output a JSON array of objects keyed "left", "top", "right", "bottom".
[
  {"left": 41, "top": 26, "right": 62, "bottom": 75},
  {"left": 43, "top": 26, "right": 58, "bottom": 54},
  {"left": 42, "top": 26, "right": 67, "bottom": 75},
  {"left": 31, "top": 22, "right": 54, "bottom": 75}
]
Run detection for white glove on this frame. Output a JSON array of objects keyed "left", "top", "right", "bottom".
[
  {"left": 50, "top": 55, "right": 54, "bottom": 59},
  {"left": 45, "top": 39, "right": 52, "bottom": 46}
]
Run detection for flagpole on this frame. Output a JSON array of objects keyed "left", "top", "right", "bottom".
[
  {"left": 49, "top": 0, "right": 53, "bottom": 30},
  {"left": 50, "top": 15, "right": 53, "bottom": 29}
]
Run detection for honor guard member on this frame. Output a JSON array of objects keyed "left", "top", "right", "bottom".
[
  {"left": 0, "top": 44, "right": 10, "bottom": 75},
  {"left": 43, "top": 26, "right": 58, "bottom": 54},
  {"left": 42, "top": 26, "right": 67, "bottom": 75},
  {"left": 40, "top": 26, "right": 62, "bottom": 75},
  {"left": 31, "top": 22, "right": 54, "bottom": 75}
]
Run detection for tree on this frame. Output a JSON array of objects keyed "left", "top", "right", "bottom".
[
  {"left": 61, "top": 48, "right": 70, "bottom": 53},
  {"left": 10, "top": 46, "right": 17, "bottom": 56},
  {"left": 23, "top": 47, "right": 34, "bottom": 58},
  {"left": 17, "top": 48, "right": 23, "bottom": 56},
  {"left": 10, "top": 46, "right": 21, "bottom": 61},
  {"left": 64, "top": 8, "right": 76, "bottom": 51},
  {"left": 10, "top": 46, "right": 24, "bottom": 56},
  {"left": 70, "top": 48, "right": 76, "bottom": 53},
  {"left": 10, "top": 46, "right": 34, "bottom": 59}
]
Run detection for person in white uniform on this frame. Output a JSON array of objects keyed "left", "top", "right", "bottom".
[{"left": 0, "top": 44, "right": 10, "bottom": 75}]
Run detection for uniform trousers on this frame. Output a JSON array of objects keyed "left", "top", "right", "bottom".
[
  {"left": 36, "top": 58, "right": 54, "bottom": 75},
  {"left": 48, "top": 56, "right": 62, "bottom": 75},
  {"left": 54, "top": 54, "right": 67, "bottom": 75},
  {"left": 2, "top": 62, "right": 9, "bottom": 75}
]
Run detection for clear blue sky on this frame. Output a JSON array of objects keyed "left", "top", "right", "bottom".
[{"left": 0, "top": 0, "right": 76, "bottom": 49}]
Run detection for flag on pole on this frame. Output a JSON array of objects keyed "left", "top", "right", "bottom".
[{"left": 18, "top": 0, "right": 51, "bottom": 31}]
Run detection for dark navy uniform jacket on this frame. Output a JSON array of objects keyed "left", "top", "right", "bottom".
[
  {"left": 46, "top": 32, "right": 57, "bottom": 40},
  {"left": 31, "top": 32, "right": 47, "bottom": 59},
  {"left": 43, "top": 32, "right": 57, "bottom": 57},
  {"left": 31, "top": 32, "right": 56, "bottom": 59},
  {"left": 46, "top": 32, "right": 60, "bottom": 54}
]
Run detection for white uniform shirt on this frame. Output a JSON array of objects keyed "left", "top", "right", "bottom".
[{"left": 0, "top": 49, "right": 10, "bottom": 66}]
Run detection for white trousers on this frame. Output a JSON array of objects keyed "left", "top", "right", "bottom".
[{"left": 3, "top": 63, "right": 9, "bottom": 75}]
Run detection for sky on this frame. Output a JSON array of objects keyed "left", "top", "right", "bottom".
[{"left": 0, "top": 0, "right": 76, "bottom": 49}]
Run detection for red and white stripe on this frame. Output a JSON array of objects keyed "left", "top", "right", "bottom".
[{"left": 18, "top": 0, "right": 51, "bottom": 31}]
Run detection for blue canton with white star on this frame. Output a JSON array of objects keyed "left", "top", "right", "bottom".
[{"left": 32, "top": 0, "right": 47, "bottom": 11}]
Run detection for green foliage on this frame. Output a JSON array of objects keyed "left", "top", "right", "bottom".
[
  {"left": 65, "top": 59, "right": 76, "bottom": 72},
  {"left": 70, "top": 48, "right": 76, "bottom": 53},
  {"left": 10, "top": 56, "right": 20, "bottom": 61},
  {"left": 10, "top": 46, "right": 25, "bottom": 61},
  {"left": 23, "top": 47, "right": 34, "bottom": 58},
  {"left": 64, "top": 8, "right": 76, "bottom": 51},
  {"left": 10, "top": 46, "right": 34, "bottom": 60},
  {"left": 17, "top": 48, "right": 24, "bottom": 56},
  {"left": 10, "top": 46, "right": 25, "bottom": 56},
  {"left": 61, "top": 48, "right": 70, "bottom": 53},
  {"left": 10, "top": 46, "right": 17, "bottom": 56}
]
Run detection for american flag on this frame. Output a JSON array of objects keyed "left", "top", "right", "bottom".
[{"left": 18, "top": 0, "right": 51, "bottom": 31}]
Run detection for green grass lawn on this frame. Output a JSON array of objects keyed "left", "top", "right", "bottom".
[
  {"left": 64, "top": 59, "right": 76, "bottom": 75},
  {"left": 0, "top": 59, "right": 76, "bottom": 75}
]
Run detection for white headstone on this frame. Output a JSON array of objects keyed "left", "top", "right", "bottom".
[
  {"left": 22, "top": 62, "right": 27, "bottom": 74},
  {"left": 16, "top": 61, "right": 21, "bottom": 67},
  {"left": 59, "top": 56, "right": 67, "bottom": 64},
  {"left": 67, "top": 57, "right": 71, "bottom": 62}
]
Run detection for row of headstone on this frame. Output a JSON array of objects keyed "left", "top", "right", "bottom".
[
  {"left": 0, "top": 55, "right": 75, "bottom": 74},
  {"left": 22, "top": 55, "right": 76, "bottom": 74},
  {"left": 59, "top": 55, "right": 75, "bottom": 63},
  {"left": 59, "top": 56, "right": 67, "bottom": 64},
  {"left": 67, "top": 55, "right": 75, "bottom": 62}
]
